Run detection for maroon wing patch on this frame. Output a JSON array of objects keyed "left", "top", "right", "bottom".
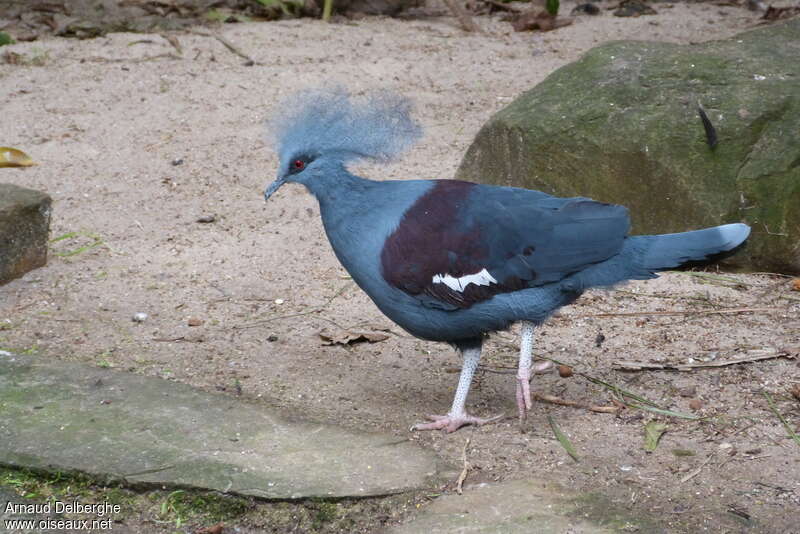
[{"left": 380, "top": 181, "right": 525, "bottom": 309}]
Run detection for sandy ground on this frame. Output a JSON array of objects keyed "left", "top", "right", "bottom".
[{"left": 2, "top": 3, "right": 799, "bottom": 532}]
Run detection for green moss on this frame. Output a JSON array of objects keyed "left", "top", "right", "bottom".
[
  {"left": 566, "top": 492, "right": 663, "bottom": 532},
  {"left": 156, "top": 489, "right": 250, "bottom": 528}
]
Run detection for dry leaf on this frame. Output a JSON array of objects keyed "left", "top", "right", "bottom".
[
  {"left": 791, "top": 278, "right": 800, "bottom": 291},
  {"left": 613, "top": 0, "right": 657, "bottom": 16},
  {"left": 195, "top": 523, "right": 224, "bottom": 534},
  {"left": 644, "top": 421, "right": 667, "bottom": 452},
  {"left": 319, "top": 328, "right": 389, "bottom": 346},
  {"left": 511, "top": 10, "right": 573, "bottom": 32},
  {"left": 0, "top": 147, "right": 37, "bottom": 168}
]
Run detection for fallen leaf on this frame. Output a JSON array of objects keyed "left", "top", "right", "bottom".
[
  {"left": 195, "top": 523, "right": 225, "bottom": 534},
  {"left": 644, "top": 421, "right": 667, "bottom": 452},
  {"left": 571, "top": 3, "right": 600, "bottom": 15},
  {"left": 511, "top": 10, "right": 573, "bottom": 32},
  {"left": 319, "top": 328, "right": 389, "bottom": 346},
  {"left": 791, "top": 278, "right": 800, "bottom": 291},
  {"left": 790, "top": 384, "right": 800, "bottom": 402},
  {"left": 0, "top": 147, "right": 37, "bottom": 168},
  {"left": 613, "top": 0, "right": 657, "bottom": 17}
]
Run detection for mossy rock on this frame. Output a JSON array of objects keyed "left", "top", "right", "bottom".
[
  {"left": 0, "top": 184, "right": 52, "bottom": 285},
  {"left": 457, "top": 19, "right": 800, "bottom": 274}
]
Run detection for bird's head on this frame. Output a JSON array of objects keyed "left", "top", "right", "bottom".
[{"left": 264, "top": 87, "right": 422, "bottom": 201}]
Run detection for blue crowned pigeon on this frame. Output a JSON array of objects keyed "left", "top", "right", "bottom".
[{"left": 263, "top": 88, "right": 750, "bottom": 432}]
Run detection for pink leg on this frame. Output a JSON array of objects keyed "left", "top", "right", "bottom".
[
  {"left": 516, "top": 359, "right": 553, "bottom": 424},
  {"left": 516, "top": 321, "right": 552, "bottom": 427},
  {"left": 516, "top": 322, "right": 535, "bottom": 425},
  {"left": 411, "top": 345, "right": 504, "bottom": 433}
]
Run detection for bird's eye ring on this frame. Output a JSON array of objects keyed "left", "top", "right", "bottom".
[{"left": 294, "top": 160, "right": 305, "bottom": 170}]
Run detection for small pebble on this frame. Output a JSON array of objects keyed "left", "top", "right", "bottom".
[
  {"left": 171, "top": 158, "right": 184, "bottom": 166},
  {"left": 572, "top": 2, "right": 600, "bottom": 15},
  {"left": 557, "top": 364, "right": 573, "bottom": 378},
  {"left": 274, "top": 299, "right": 285, "bottom": 305},
  {"left": 595, "top": 333, "right": 606, "bottom": 348},
  {"left": 678, "top": 386, "right": 697, "bottom": 398},
  {"left": 196, "top": 214, "right": 216, "bottom": 223},
  {"left": 267, "top": 334, "right": 278, "bottom": 342},
  {"left": 132, "top": 312, "right": 148, "bottom": 323},
  {"left": 187, "top": 317, "right": 204, "bottom": 327},
  {"left": 689, "top": 398, "right": 703, "bottom": 410}
]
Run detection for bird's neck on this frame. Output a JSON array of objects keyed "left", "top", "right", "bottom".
[{"left": 307, "top": 167, "right": 373, "bottom": 217}]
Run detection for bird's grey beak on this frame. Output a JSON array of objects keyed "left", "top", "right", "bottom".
[{"left": 264, "top": 177, "right": 285, "bottom": 202}]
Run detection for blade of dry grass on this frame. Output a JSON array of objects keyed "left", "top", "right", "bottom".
[
  {"left": 539, "top": 354, "right": 699, "bottom": 420},
  {"left": 763, "top": 392, "right": 800, "bottom": 448},
  {"left": 547, "top": 415, "right": 579, "bottom": 462},
  {"left": 668, "top": 270, "right": 749, "bottom": 289}
]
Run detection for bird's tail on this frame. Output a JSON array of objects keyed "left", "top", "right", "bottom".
[
  {"left": 631, "top": 223, "right": 751, "bottom": 273},
  {"left": 559, "top": 223, "right": 750, "bottom": 291}
]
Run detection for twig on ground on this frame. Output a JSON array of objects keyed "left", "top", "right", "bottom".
[
  {"left": 455, "top": 438, "right": 470, "bottom": 494},
  {"left": 468, "top": 361, "right": 552, "bottom": 375},
  {"left": 189, "top": 29, "right": 259, "bottom": 65},
  {"left": 614, "top": 288, "right": 711, "bottom": 303},
  {"left": 441, "top": 0, "right": 484, "bottom": 33},
  {"left": 532, "top": 392, "right": 619, "bottom": 414},
  {"left": 763, "top": 392, "right": 800, "bottom": 448},
  {"left": 483, "top": 0, "right": 522, "bottom": 12},
  {"left": 538, "top": 354, "right": 698, "bottom": 420},
  {"left": 159, "top": 33, "right": 183, "bottom": 56},
  {"left": 680, "top": 454, "right": 714, "bottom": 483},
  {"left": 571, "top": 307, "right": 779, "bottom": 319},
  {"left": 232, "top": 283, "right": 351, "bottom": 330},
  {"left": 668, "top": 271, "right": 749, "bottom": 289},
  {"left": 613, "top": 347, "right": 796, "bottom": 371}
]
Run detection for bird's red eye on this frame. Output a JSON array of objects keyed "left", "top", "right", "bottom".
[{"left": 294, "top": 160, "right": 305, "bottom": 170}]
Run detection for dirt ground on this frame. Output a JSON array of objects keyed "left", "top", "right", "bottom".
[{"left": 1, "top": 2, "right": 799, "bottom": 533}]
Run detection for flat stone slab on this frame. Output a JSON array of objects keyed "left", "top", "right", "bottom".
[
  {"left": 388, "top": 479, "right": 662, "bottom": 534},
  {"left": 0, "top": 184, "right": 52, "bottom": 285},
  {"left": 0, "top": 354, "right": 451, "bottom": 499}
]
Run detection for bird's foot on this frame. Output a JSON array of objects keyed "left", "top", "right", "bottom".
[
  {"left": 516, "top": 361, "right": 551, "bottom": 428},
  {"left": 516, "top": 370, "right": 532, "bottom": 426},
  {"left": 410, "top": 412, "right": 504, "bottom": 433}
]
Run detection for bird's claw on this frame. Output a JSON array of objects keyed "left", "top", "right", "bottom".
[
  {"left": 516, "top": 373, "right": 532, "bottom": 426},
  {"left": 516, "top": 360, "right": 551, "bottom": 429},
  {"left": 410, "top": 413, "right": 504, "bottom": 433}
]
